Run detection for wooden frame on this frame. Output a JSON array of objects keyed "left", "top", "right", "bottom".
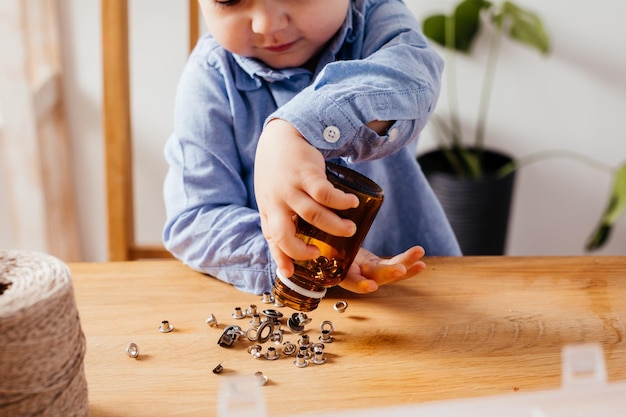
[{"left": 101, "top": 0, "right": 200, "bottom": 260}]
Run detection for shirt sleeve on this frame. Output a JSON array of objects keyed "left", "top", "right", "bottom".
[
  {"left": 162, "top": 52, "right": 276, "bottom": 295},
  {"left": 270, "top": 0, "right": 444, "bottom": 162}
]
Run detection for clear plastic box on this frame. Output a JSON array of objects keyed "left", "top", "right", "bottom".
[{"left": 219, "top": 344, "right": 626, "bottom": 417}]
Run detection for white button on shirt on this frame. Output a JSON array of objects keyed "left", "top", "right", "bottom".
[
  {"left": 388, "top": 128, "right": 399, "bottom": 141},
  {"left": 323, "top": 126, "right": 341, "bottom": 143}
]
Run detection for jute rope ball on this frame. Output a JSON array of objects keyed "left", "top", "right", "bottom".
[{"left": 0, "top": 250, "right": 89, "bottom": 417}]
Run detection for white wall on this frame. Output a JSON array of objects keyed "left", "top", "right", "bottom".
[{"left": 1, "top": 0, "right": 624, "bottom": 260}]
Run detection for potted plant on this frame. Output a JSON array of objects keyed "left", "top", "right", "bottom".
[{"left": 418, "top": 0, "right": 626, "bottom": 254}]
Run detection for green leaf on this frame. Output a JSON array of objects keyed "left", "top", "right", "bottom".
[
  {"left": 423, "top": 15, "right": 448, "bottom": 48},
  {"left": 495, "top": 2, "right": 550, "bottom": 54},
  {"left": 423, "top": 0, "right": 492, "bottom": 53},
  {"left": 454, "top": 0, "right": 492, "bottom": 52},
  {"left": 586, "top": 162, "right": 626, "bottom": 251}
]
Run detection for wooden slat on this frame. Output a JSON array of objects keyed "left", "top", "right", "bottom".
[
  {"left": 129, "top": 245, "right": 174, "bottom": 260},
  {"left": 188, "top": 0, "right": 200, "bottom": 52},
  {"left": 101, "top": 0, "right": 202, "bottom": 261},
  {"left": 101, "top": 0, "right": 134, "bottom": 261}
]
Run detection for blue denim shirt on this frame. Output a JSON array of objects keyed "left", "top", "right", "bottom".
[{"left": 163, "top": 0, "right": 461, "bottom": 295}]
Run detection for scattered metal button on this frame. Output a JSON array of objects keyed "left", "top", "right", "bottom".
[
  {"left": 310, "top": 343, "right": 325, "bottom": 353},
  {"left": 319, "top": 329, "right": 334, "bottom": 343},
  {"left": 333, "top": 300, "right": 348, "bottom": 313},
  {"left": 231, "top": 307, "right": 245, "bottom": 319},
  {"left": 255, "top": 371, "right": 268, "bottom": 386},
  {"left": 205, "top": 313, "right": 218, "bottom": 327},
  {"left": 298, "top": 345, "right": 312, "bottom": 359},
  {"left": 125, "top": 342, "right": 139, "bottom": 358},
  {"left": 320, "top": 320, "right": 334, "bottom": 334},
  {"left": 298, "top": 334, "right": 311, "bottom": 348},
  {"left": 294, "top": 353, "right": 309, "bottom": 368},
  {"left": 264, "top": 346, "right": 280, "bottom": 360},
  {"left": 261, "top": 292, "right": 274, "bottom": 304},
  {"left": 246, "top": 304, "right": 258, "bottom": 317},
  {"left": 312, "top": 350, "right": 326, "bottom": 365},
  {"left": 249, "top": 313, "right": 262, "bottom": 328},
  {"left": 269, "top": 330, "right": 283, "bottom": 345},
  {"left": 288, "top": 312, "right": 311, "bottom": 333},
  {"left": 218, "top": 325, "right": 243, "bottom": 347},
  {"left": 159, "top": 320, "right": 174, "bottom": 333},
  {"left": 212, "top": 362, "right": 224, "bottom": 374},
  {"left": 246, "top": 327, "right": 259, "bottom": 341},
  {"left": 262, "top": 309, "right": 284, "bottom": 320},
  {"left": 287, "top": 316, "right": 305, "bottom": 333},
  {"left": 295, "top": 312, "right": 312, "bottom": 326},
  {"left": 256, "top": 319, "right": 275, "bottom": 344},
  {"left": 247, "top": 344, "right": 262, "bottom": 359},
  {"left": 281, "top": 341, "right": 296, "bottom": 356}
]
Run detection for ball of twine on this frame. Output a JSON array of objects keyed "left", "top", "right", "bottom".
[{"left": 0, "top": 250, "right": 89, "bottom": 417}]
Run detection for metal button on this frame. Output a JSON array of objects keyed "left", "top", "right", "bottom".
[
  {"left": 247, "top": 344, "right": 262, "bottom": 359},
  {"left": 333, "top": 300, "right": 348, "bottom": 313},
  {"left": 249, "top": 313, "right": 262, "bottom": 328},
  {"left": 298, "top": 345, "right": 312, "bottom": 359},
  {"left": 264, "top": 346, "right": 280, "bottom": 360},
  {"left": 218, "top": 325, "right": 243, "bottom": 347},
  {"left": 312, "top": 350, "right": 327, "bottom": 365},
  {"left": 231, "top": 307, "right": 245, "bottom": 319},
  {"left": 319, "top": 329, "right": 334, "bottom": 343},
  {"left": 294, "top": 353, "right": 309, "bottom": 368},
  {"left": 298, "top": 334, "right": 311, "bottom": 348},
  {"left": 269, "top": 330, "right": 284, "bottom": 345},
  {"left": 262, "top": 309, "right": 284, "bottom": 320},
  {"left": 246, "top": 327, "right": 259, "bottom": 341},
  {"left": 125, "top": 342, "right": 139, "bottom": 358},
  {"left": 255, "top": 371, "right": 268, "bottom": 386},
  {"left": 261, "top": 292, "right": 274, "bottom": 304},
  {"left": 256, "top": 320, "right": 275, "bottom": 344},
  {"left": 212, "top": 362, "right": 224, "bottom": 374},
  {"left": 205, "top": 313, "right": 218, "bottom": 327},
  {"left": 246, "top": 304, "right": 258, "bottom": 317},
  {"left": 320, "top": 320, "right": 334, "bottom": 333},
  {"left": 282, "top": 341, "right": 296, "bottom": 356},
  {"left": 323, "top": 126, "right": 341, "bottom": 143},
  {"left": 310, "top": 343, "right": 325, "bottom": 353},
  {"left": 288, "top": 312, "right": 310, "bottom": 333},
  {"left": 159, "top": 320, "right": 174, "bottom": 333}
]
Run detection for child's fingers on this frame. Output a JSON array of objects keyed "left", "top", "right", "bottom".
[
  {"left": 360, "top": 263, "right": 408, "bottom": 287},
  {"left": 383, "top": 245, "right": 426, "bottom": 267},
  {"left": 339, "top": 273, "right": 379, "bottom": 294},
  {"left": 291, "top": 177, "right": 358, "bottom": 238},
  {"left": 261, "top": 210, "right": 319, "bottom": 275},
  {"left": 360, "top": 246, "right": 426, "bottom": 286}
]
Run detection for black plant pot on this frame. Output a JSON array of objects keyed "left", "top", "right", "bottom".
[{"left": 418, "top": 149, "right": 516, "bottom": 255}]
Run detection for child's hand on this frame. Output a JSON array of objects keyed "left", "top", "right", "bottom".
[
  {"left": 254, "top": 119, "right": 359, "bottom": 278},
  {"left": 340, "top": 246, "right": 426, "bottom": 293}
]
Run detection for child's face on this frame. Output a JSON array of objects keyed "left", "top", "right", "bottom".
[{"left": 198, "top": 0, "right": 350, "bottom": 69}]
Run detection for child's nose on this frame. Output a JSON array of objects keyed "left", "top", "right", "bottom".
[{"left": 250, "top": 6, "right": 288, "bottom": 35}]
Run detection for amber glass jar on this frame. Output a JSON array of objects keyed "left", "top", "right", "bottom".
[{"left": 273, "top": 162, "right": 384, "bottom": 312}]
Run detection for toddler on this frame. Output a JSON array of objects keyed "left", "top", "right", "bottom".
[{"left": 163, "top": 0, "right": 461, "bottom": 295}]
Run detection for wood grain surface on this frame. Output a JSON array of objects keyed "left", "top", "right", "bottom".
[{"left": 70, "top": 256, "right": 626, "bottom": 416}]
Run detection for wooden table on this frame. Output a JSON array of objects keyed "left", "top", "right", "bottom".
[{"left": 70, "top": 256, "right": 626, "bottom": 416}]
